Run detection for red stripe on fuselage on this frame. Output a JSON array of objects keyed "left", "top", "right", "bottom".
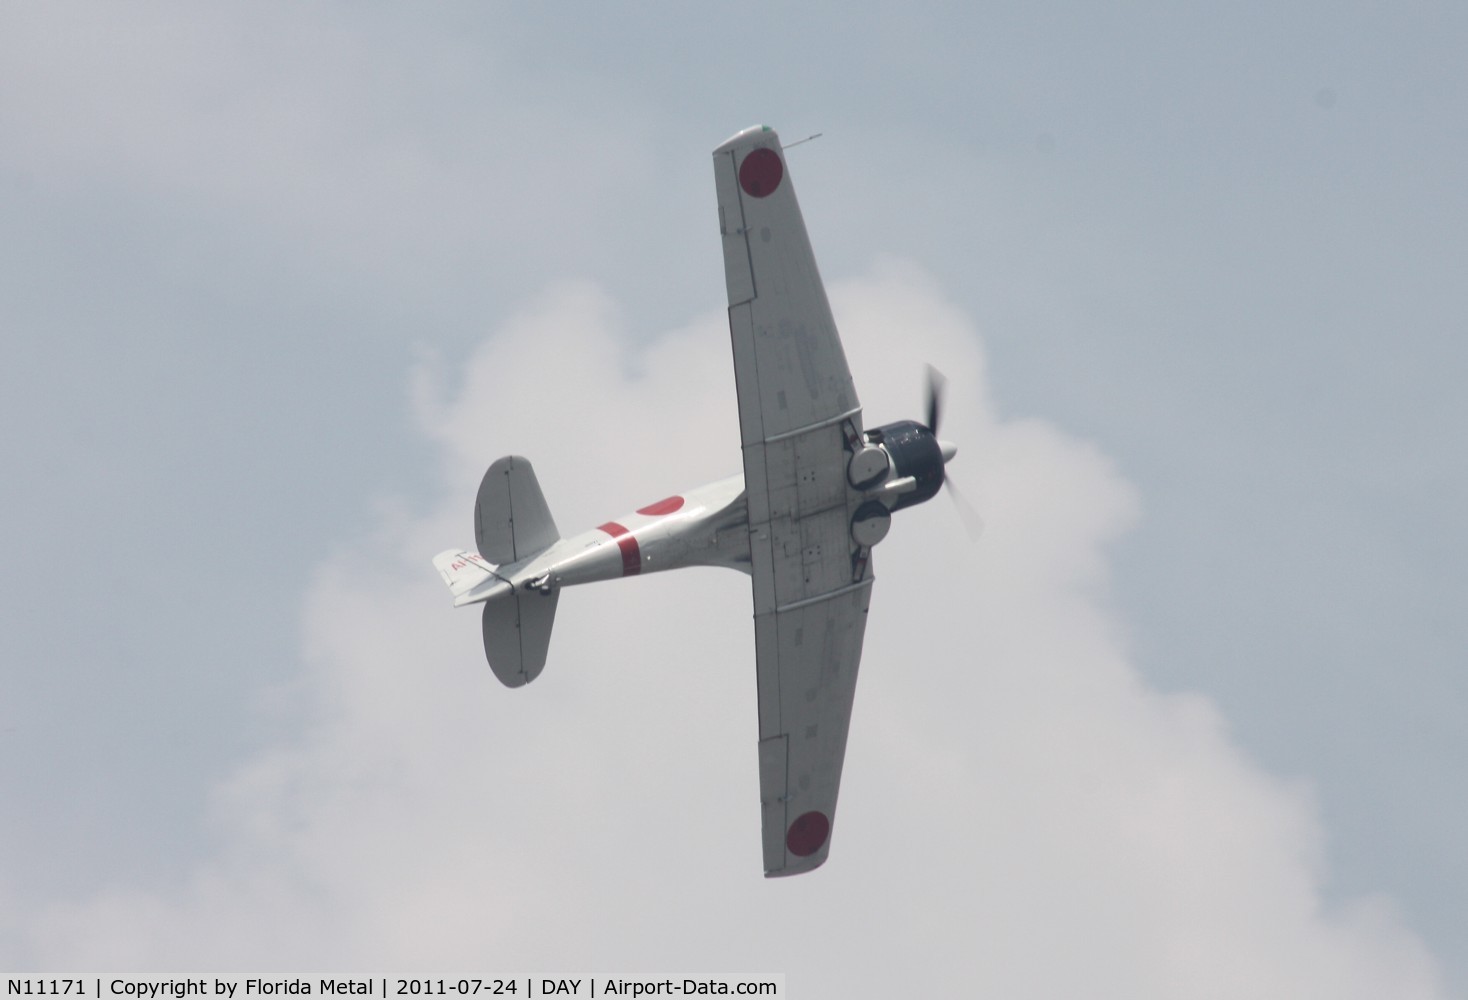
[{"left": 597, "top": 521, "right": 642, "bottom": 576}]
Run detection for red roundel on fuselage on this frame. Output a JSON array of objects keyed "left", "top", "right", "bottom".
[
  {"left": 739, "top": 147, "right": 784, "bottom": 198},
  {"left": 636, "top": 495, "right": 685, "bottom": 516},
  {"left": 785, "top": 810, "right": 830, "bottom": 857}
]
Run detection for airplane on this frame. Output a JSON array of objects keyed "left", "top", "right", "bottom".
[{"left": 434, "top": 124, "right": 959, "bottom": 877}]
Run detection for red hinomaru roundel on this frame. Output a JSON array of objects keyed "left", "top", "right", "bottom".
[
  {"left": 738, "top": 147, "right": 783, "bottom": 198},
  {"left": 785, "top": 811, "right": 831, "bottom": 857},
  {"left": 636, "top": 496, "right": 685, "bottom": 516}
]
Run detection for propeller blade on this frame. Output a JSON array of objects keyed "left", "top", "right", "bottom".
[
  {"left": 944, "top": 477, "right": 985, "bottom": 543},
  {"left": 925, "top": 364, "right": 948, "bottom": 435}
]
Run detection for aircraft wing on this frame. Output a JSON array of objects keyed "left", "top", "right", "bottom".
[{"left": 713, "top": 126, "right": 873, "bottom": 876}]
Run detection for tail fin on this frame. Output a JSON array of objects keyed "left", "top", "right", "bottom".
[
  {"left": 476, "top": 456, "right": 560, "bottom": 564},
  {"left": 471, "top": 455, "right": 562, "bottom": 687},
  {"left": 482, "top": 590, "right": 559, "bottom": 687}
]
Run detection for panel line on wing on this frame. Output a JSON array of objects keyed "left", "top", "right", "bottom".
[
  {"left": 760, "top": 404, "right": 864, "bottom": 445},
  {"left": 716, "top": 150, "right": 757, "bottom": 307},
  {"left": 774, "top": 577, "right": 873, "bottom": 615}
]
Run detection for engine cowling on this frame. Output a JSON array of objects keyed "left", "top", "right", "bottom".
[{"left": 865, "top": 420, "right": 945, "bottom": 511}]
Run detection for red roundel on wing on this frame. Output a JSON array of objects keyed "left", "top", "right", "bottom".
[
  {"left": 738, "top": 147, "right": 784, "bottom": 198},
  {"left": 636, "top": 495, "right": 685, "bottom": 516},
  {"left": 785, "top": 810, "right": 830, "bottom": 857}
]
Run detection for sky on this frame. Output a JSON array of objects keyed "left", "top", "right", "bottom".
[{"left": 1, "top": 1, "right": 1465, "bottom": 995}]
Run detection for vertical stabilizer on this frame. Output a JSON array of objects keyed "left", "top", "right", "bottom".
[
  {"left": 482, "top": 590, "right": 559, "bottom": 687},
  {"left": 472, "top": 456, "right": 562, "bottom": 686}
]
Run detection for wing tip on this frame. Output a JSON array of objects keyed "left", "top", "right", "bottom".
[
  {"left": 764, "top": 852, "right": 829, "bottom": 879},
  {"left": 715, "top": 124, "right": 777, "bottom": 155}
]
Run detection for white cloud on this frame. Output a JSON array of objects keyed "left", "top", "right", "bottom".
[
  {"left": 19, "top": 267, "right": 1445, "bottom": 997},
  {"left": 0, "top": 5, "right": 659, "bottom": 301}
]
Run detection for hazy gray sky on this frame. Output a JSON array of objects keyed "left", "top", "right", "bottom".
[{"left": 2, "top": 3, "right": 1464, "bottom": 995}]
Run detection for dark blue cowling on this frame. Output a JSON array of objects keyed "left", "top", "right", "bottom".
[{"left": 869, "top": 420, "right": 944, "bottom": 511}]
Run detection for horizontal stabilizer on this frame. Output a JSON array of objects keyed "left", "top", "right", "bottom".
[
  {"left": 433, "top": 549, "right": 511, "bottom": 606},
  {"left": 433, "top": 549, "right": 494, "bottom": 596}
]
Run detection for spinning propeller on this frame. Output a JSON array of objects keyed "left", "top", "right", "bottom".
[{"left": 922, "top": 365, "right": 983, "bottom": 541}]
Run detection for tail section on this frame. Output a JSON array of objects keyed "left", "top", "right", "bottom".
[
  {"left": 482, "top": 589, "right": 559, "bottom": 687},
  {"left": 434, "top": 455, "right": 563, "bottom": 686},
  {"left": 432, "top": 549, "right": 510, "bottom": 607},
  {"left": 476, "top": 456, "right": 560, "bottom": 565},
  {"left": 433, "top": 549, "right": 495, "bottom": 598}
]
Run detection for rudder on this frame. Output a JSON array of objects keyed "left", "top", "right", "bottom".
[{"left": 482, "top": 589, "right": 559, "bottom": 687}]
